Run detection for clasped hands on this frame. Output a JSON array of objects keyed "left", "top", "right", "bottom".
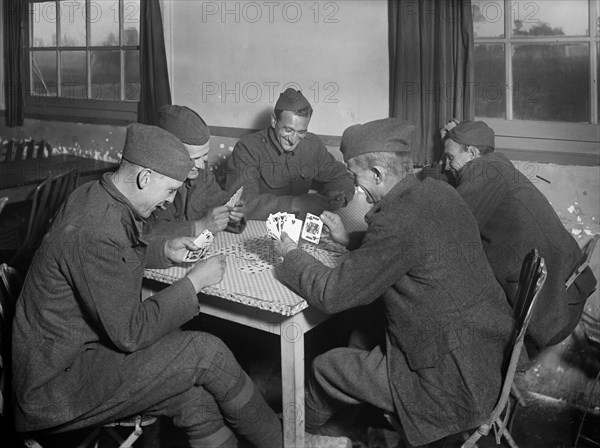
[{"left": 194, "top": 201, "right": 246, "bottom": 235}]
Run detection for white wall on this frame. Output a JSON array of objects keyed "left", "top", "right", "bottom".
[{"left": 165, "top": 0, "right": 389, "bottom": 135}]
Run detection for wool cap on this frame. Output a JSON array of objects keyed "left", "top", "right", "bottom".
[
  {"left": 122, "top": 123, "right": 193, "bottom": 182},
  {"left": 275, "top": 88, "right": 311, "bottom": 111},
  {"left": 447, "top": 120, "right": 495, "bottom": 148},
  {"left": 340, "top": 118, "right": 416, "bottom": 163},
  {"left": 159, "top": 105, "right": 210, "bottom": 145}
]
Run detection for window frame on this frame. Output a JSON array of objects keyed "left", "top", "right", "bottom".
[
  {"left": 23, "top": 0, "right": 139, "bottom": 125},
  {"left": 473, "top": 0, "right": 600, "bottom": 164}
]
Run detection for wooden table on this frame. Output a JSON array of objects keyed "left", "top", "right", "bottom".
[
  {"left": 142, "top": 194, "right": 371, "bottom": 448},
  {"left": 0, "top": 155, "right": 117, "bottom": 205}
]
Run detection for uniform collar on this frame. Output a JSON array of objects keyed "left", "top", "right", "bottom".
[{"left": 364, "top": 175, "right": 419, "bottom": 224}]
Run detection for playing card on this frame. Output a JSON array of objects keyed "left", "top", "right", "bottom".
[
  {"left": 225, "top": 186, "right": 244, "bottom": 208},
  {"left": 183, "top": 230, "right": 214, "bottom": 262},
  {"left": 301, "top": 213, "right": 323, "bottom": 244},
  {"left": 282, "top": 216, "right": 302, "bottom": 243}
]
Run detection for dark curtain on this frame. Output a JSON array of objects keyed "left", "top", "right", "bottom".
[
  {"left": 389, "top": 0, "right": 474, "bottom": 165},
  {"left": 137, "top": 0, "right": 172, "bottom": 125},
  {"left": 3, "top": 0, "right": 26, "bottom": 127}
]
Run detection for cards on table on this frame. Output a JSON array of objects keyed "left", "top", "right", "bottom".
[
  {"left": 225, "top": 186, "right": 244, "bottom": 208},
  {"left": 266, "top": 212, "right": 323, "bottom": 245},
  {"left": 183, "top": 229, "right": 215, "bottom": 263},
  {"left": 301, "top": 213, "right": 324, "bottom": 244}
]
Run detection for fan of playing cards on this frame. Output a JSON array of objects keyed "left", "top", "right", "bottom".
[
  {"left": 182, "top": 229, "right": 215, "bottom": 263},
  {"left": 266, "top": 212, "right": 323, "bottom": 245},
  {"left": 225, "top": 186, "right": 243, "bottom": 208}
]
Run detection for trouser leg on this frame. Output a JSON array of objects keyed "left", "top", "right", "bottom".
[{"left": 305, "top": 345, "right": 395, "bottom": 433}]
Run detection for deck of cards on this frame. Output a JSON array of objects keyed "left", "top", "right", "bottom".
[
  {"left": 266, "top": 212, "right": 323, "bottom": 245},
  {"left": 266, "top": 212, "right": 303, "bottom": 243},
  {"left": 182, "top": 229, "right": 215, "bottom": 263},
  {"left": 225, "top": 186, "right": 244, "bottom": 208}
]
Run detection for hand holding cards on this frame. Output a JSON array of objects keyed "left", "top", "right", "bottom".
[
  {"left": 225, "top": 186, "right": 244, "bottom": 208},
  {"left": 183, "top": 229, "right": 214, "bottom": 263},
  {"left": 266, "top": 212, "right": 323, "bottom": 245},
  {"left": 300, "top": 213, "right": 324, "bottom": 244}
]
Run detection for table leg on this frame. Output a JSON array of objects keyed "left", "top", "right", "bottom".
[{"left": 280, "top": 313, "right": 305, "bottom": 448}]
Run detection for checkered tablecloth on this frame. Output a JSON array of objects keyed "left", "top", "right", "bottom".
[{"left": 144, "top": 191, "right": 372, "bottom": 316}]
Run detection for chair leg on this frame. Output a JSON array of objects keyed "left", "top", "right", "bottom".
[{"left": 495, "top": 417, "right": 519, "bottom": 448}]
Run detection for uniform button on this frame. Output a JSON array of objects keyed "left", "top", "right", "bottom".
[{"left": 64, "top": 367, "right": 71, "bottom": 372}]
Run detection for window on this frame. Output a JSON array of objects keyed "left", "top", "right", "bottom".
[
  {"left": 472, "top": 0, "right": 600, "bottom": 162},
  {"left": 25, "top": 0, "right": 140, "bottom": 124}
]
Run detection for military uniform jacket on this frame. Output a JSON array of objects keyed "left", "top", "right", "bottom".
[
  {"left": 145, "top": 169, "right": 230, "bottom": 237},
  {"left": 455, "top": 153, "right": 597, "bottom": 348},
  {"left": 11, "top": 173, "right": 199, "bottom": 431},
  {"left": 278, "top": 176, "right": 516, "bottom": 446},
  {"left": 226, "top": 127, "right": 355, "bottom": 220}
]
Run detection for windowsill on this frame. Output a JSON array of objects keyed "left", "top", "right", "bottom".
[{"left": 24, "top": 97, "right": 138, "bottom": 125}]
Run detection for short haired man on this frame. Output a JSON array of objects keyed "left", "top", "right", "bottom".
[
  {"left": 276, "top": 118, "right": 517, "bottom": 446},
  {"left": 226, "top": 88, "right": 355, "bottom": 219},
  {"left": 146, "top": 105, "right": 245, "bottom": 237},
  {"left": 443, "top": 119, "right": 597, "bottom": 351},
  {"left": 12, "top": 124, "right": 282, "bottom": 448}
]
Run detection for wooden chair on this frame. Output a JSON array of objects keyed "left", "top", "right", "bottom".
[
  {"left": 9, "top": 170, "right": 77, "bottom": 272},
  {"left": 0, "top": 197, "right": 8, "bottom": 216},
  {"left": 461, "top": 249, "right": 547, "bottom": 448},
  {"left": 0, "top": 263, "right": 157, "bottom": 448}
]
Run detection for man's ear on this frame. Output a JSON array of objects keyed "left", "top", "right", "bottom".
[
  {"left": 270, "top": 113, "right": 277, "bottom": 128},
  {"left": 136, "top": 169, "right": 152, "bottom": 190},
  {"left": 371, "top": 166, "right": 384, "bottom": 184},
  {"left": 467, "top": 145, "right": 481, "bottom": 158}
]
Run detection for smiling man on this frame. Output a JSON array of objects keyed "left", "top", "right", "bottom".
[
  {"left": 145, "top": 105, "right": 245, "bottom": 237},
  {"left": 275, "top": 118, "right": 518, "bottom": 446},
  {"left": 12, "top": 123, "right": 282, "bottom": 448},
  {"left": 226, "top": 88, "right": 355, "bottom": 219}
]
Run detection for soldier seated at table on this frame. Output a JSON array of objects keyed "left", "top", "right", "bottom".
[
  {"left": 442, "top": 119, "right": 597, "bottom": 353},
  {"left": 145, "top": 105, "right": 246, "bottom": 237},
  {"left": 275, "top": 118, "right": 519, "bottom": 446},
  {"left": 226, "top": 88, "right": 355, "bottom": 220},
  {"left": 12, "top": 123, "right": 282, "bottom": 448}
]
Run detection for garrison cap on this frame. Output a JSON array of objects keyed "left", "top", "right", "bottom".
[
  {"left": 159, "top": 105, "right": 210, "bottom": 145},
  {"left": 340, "top": 118, "right": 416, "bottom": 163},
  {"left": 122, "top": 123, "right": 193, "bottom": 182},
  {"left": 275, "top": 88, "right": 311, "bottom": 111},
  {"left": 447, "top": 120, "right": 495, "bottom": 149}
]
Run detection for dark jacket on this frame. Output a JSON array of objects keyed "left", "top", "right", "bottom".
[
  {"left": 278, "top": 176, "right": 516, "bottom": 446},
  {"left": 226, "top": 127, "right": 355, "bottom": 220},
  {"left": 12, "top": 173, "right": 199, "bottom": 431},
  {"left": 145, "top": 169, "right": 230, "bottom": 237},
  {"left": 455, "top": 153, "right": 597, "bottom": 348}
]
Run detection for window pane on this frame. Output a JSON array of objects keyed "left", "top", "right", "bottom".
[
  {"left": 91, "top": 51, "right": 120, "bottom": 100},
  {"left": 511, "top": 0, "right": 589, "bottom": 37},
  {"left": 90, "top": 1, "right": 120, "bottom": 46},
  {"left": 513, "top": 44, "right": 590, "bottom": 122},
  {"left": 61, "top": 51, "right": 87, "bottom": 99},
  {"left": 30, "top": 51, "right": 58, "bottom": 96},
  {"left": 474, "top": 44, "right": 506, "bottom": 118},
  {"left": 123, "top": 1, "right": 141, "bottom": 45},
  {"left": 31, "top": 2, "right": 57, "bottom": 47},
  {"left": 472, "top": 1, "right": 505, "bottom": 38},
  {"left": 59, "top": 0, "right": 86, "bottom": 46},
  {"left": 124, "top": 50, "right": 140, "bottom": 101}
]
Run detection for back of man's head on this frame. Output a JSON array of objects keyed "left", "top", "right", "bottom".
[
  {"left": 158, "top": 105, "right": 210, "bottom": 146},
  {"left": 447, "top": 120, "right": 495, "bottom": 155},
  {"left": 121, "top": 123, "right": 193, "bottom": 182},
  {"left": 274, "top": 88, "right": 313, "bottom": 120}
]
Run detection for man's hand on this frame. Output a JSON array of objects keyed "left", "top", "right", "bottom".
[
  {"left": 320, "top": 211, "right": 350, "bottom": 247},
  {"left": 164, "top": 236, "right": 197, "bottom": 264},
  {"left": 186, "top": 254, "right": 227, "bottom": 293},
  {"left": 291, "top": 193, "right": 329, "bottom": 218},
  {"left": 197, "top": 206, "right": 230, "bottom": 234},
  {"left": 275, "top": 232, "right": 298, "bottom": 258},
  {"left": 440, "top": 118, "right": 460, "bottom": 140},
  {"left": 228, "top": 199, "right": 246, "bottom": 223},
  {"left": 325, "top": 190, "right": 346, "bottom": 211}
]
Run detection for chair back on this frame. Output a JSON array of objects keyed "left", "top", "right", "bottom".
[
  {"left": 20, "top": 170, "right": 77, "bottom": 259},
  {"left": 0, "top": 197, "right": 8, "bottom": 215}
]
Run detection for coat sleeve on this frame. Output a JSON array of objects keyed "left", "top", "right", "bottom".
[
  {"left": 226, "top": 140, "right": 294, "bottom": 220},
  {"left": 313, "top": 144, "right": 355, "bottom": 204},
  {"left": 278, "top": 217, "right": 414, "bottom": 314},
  {"left": 74, "top": 230, "right": 199, "bottom": 353},
  {"left": 456, "top": 162, "right": 509, "bottom": 229}
]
